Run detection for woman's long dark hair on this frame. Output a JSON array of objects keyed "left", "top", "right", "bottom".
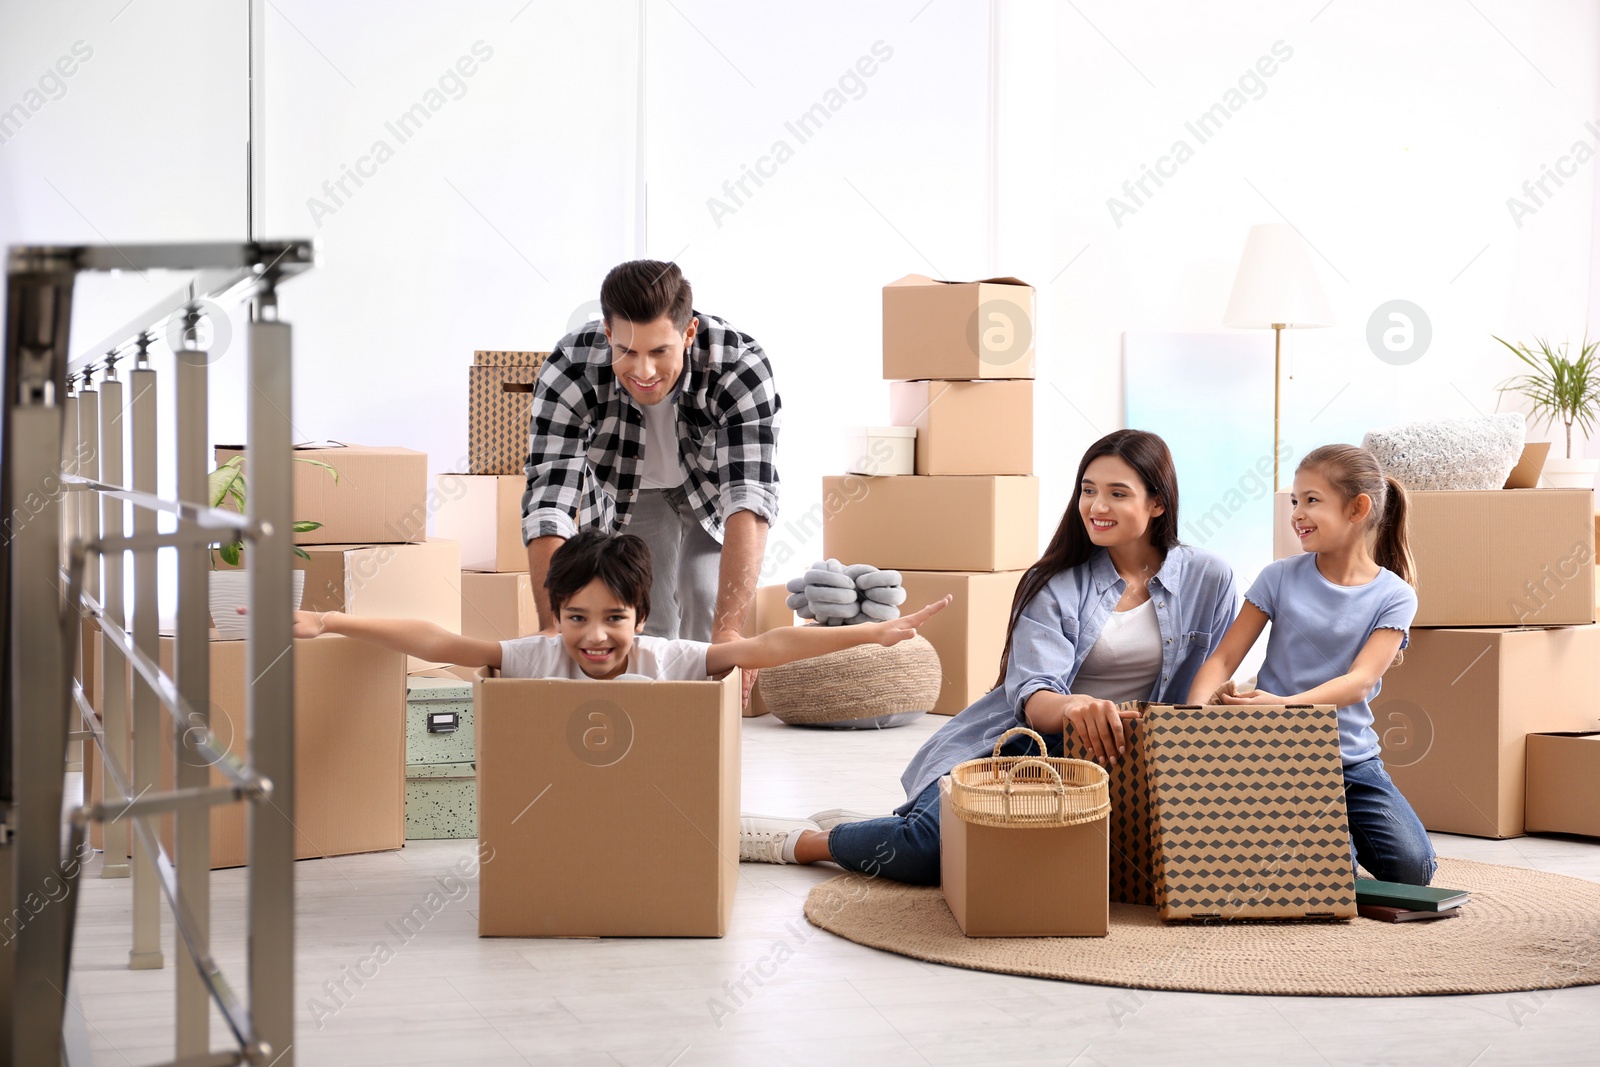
[{"left": 991, "top": 429, "right": 1181, "bottom": 690}]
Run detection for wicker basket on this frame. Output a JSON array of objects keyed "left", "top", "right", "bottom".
[
  {"left": 949, "top": 727, "right": 1110, "bottom": 828},
  {"left": 759, "top": 635, "right": 941, "bottom": 727}
]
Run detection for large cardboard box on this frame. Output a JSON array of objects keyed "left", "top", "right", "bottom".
[
  {"left": 432, "top": 473, "right": 527, "bottom": 573},
  {"left": 821, "top": 475, "right": 1038, "bottom": 573},
  {"left": 460, "top": 571, "right": 540, "bottom": 643},
  {"left": 882, "top": 275, "right": 1036, "bottom": 380},
  {"left": 469, "top": 350, "right": 550, "bottom": 476},
  {"left": 1061, "top": 710, "right": 1155, "bottom": 906},
  {"left": 1144, "top": 703, "right": 1355, "bottom": 922},
  {"left": 474, "top": 671, "right": 741, "bottom": 937},
  {"left": 889, "top": 380, "right": 1033, "bottom": 476},
  {"left": 298, "top": 540, "right": 462, "bottom": 671},
  {"left": 1375, "top": 626, "right": 1600, "bottom": 838},
  {"left": 213, "top": 443, "right": 429, "bottom": 545},
  {"left": 138, "top": 635, "right": 407, "bottom": 868},
  {"left": 898, "top": 570, "right": 1022, "bottom": 715},
  {"left": 1525, "top": 732, "right": 1600, "bottom": 837},
  {"left": 1272, "top": 488, "right": 1596, "bottom": 625},
  {"left": 938, "top": 777, "right": 1108, "bottom": 937}
]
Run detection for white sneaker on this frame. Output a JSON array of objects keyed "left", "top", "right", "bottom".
[
  {"left": 739, "top": 814, "right": 820, "bottom": 864},
  {"left": 807, "top": 808, "right": 875, "bottom": 831}
]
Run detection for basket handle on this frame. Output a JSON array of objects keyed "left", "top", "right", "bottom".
[
  {"left": 998, "top": 758, "right": 1066, "bottom": 819},
  {"left": 992, "top": 725, "right": 1049, "bottom": 759}
]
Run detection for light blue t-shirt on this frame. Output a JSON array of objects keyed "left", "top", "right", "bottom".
[{"left": 1244, "top": 553, "right": 1417, "bottom": 766}]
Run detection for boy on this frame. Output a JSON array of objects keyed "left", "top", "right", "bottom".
[{"left": 294, "top": 530, "right": 950, "bottom": 680}]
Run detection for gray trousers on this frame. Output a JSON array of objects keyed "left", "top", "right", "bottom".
[{"left": 628, "top": 487, "right": 721, "bottom": 641}]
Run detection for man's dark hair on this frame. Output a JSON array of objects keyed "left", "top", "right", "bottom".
[
  {"left": 600, "top": 260, "right": 693, "bottom": 331},
  {"left": 546, "top": 530, "right": 653, "bottom": 622}
]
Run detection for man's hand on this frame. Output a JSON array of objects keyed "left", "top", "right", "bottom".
[
  {"left": 712, "top": 628, "right": 756, "bottom": 709},
  {"left": 870, "top": 596, "right": 952, "bottom": 647}
]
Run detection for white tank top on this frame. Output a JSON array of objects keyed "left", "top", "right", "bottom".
[{"left": 1071, "top": 597, "right": 1163, "bottom": 705}]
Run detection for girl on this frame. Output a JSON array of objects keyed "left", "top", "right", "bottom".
[
  {"left": 1188, "top": 443, "right": 1436, "bottom": 886},
  {"left": 740, "top": 430, "right": 1239, "bottom": 878}
]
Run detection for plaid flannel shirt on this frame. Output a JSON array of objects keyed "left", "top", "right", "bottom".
[{"left": 520, "top": 311, "right": 781, "bottom": 544}]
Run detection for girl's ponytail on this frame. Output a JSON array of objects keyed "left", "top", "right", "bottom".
[{"left": 1374, "top": 473, "right": 1415, "bottom": 587}]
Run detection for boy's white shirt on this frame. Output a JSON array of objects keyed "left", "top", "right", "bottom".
[{"left": 498, "top": 634, "right": 710, "bottom": 680}]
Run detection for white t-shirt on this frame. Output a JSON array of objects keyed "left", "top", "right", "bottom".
[
  {"left": 498, "top": 634, "right": 710, "bottom": 680},
  {"left": 638, "top": 385, "right": 686, "bottom": 490},
  {"left": 1070, "top": 597, "right": 1163, "bottom": 705}
]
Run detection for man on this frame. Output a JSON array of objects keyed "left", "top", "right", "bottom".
[{"left": 521, "top": 260, "right": 781, "bottom": 698}]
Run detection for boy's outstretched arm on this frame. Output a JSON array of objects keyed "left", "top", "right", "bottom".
[
  {"left": 297, "top": 610, "right": 504, "bottom": 669},
  {"left": 704, "top": 596, "right": 952, "bottom": 675}
]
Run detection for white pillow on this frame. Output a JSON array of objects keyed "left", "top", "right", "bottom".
[{"left": 1361, "top": 413, "right": 1525, "bottom": 491}]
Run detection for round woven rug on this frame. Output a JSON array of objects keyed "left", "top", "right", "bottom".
[{"left": 803, "top": 858, "right": 1600, "bottom": 996}]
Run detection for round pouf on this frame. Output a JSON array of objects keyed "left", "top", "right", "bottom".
[{"left": 761, "top": 635, "right": 941, "bottom": 729}]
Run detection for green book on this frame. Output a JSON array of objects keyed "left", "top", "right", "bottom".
[{"left": 1355, "top": 878, "right": 1469, "bottom": 912}]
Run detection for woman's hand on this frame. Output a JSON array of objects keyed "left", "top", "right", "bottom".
[
  {"left": 1219, "top": 687, "right": 1286, "bottom": 706},
  {"left": 870, "top": 595, "right": 952, "bottom": 647},
  {"left": 1061, "top": 694, "right": 1140, "bottom": 766}
]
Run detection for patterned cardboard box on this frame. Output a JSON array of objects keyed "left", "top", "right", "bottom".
[
  {"left": 1143, "top": 703, "right": 1356, "bottom": 923},
  {"left": 1061, "top": 709, "right": 1155, "bottom": 906},
  {"left": 469, "top": 350, "right": 550, "bottom": 475}
]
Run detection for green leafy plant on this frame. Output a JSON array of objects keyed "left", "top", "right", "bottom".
[
  {"left": 1495, "top": 335, "right": 1600, "bottom": 460},
  {"left": 208, "top": 455, "right": 339, "bottom": 567}
]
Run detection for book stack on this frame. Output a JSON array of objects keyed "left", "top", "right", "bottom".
[
  {"left": 1356, "top": 877, "right": 1469, "bottom": 922},
  {"left": 821, "top": 275, "right": 1040, "bottom": 715},
  {"left": 434, "top": 350, "right": 552, "bottom": 643}
]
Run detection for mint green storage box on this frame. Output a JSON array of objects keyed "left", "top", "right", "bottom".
[{"left": 406, "top": 675, "right": 477, "bottom": 839}]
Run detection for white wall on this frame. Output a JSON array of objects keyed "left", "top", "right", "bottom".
[{"left": 3, "top": 0, "right": 1598, "bottom": 597}]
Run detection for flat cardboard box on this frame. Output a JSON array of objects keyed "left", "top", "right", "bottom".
[
  {"left": 821, "top": 475, "right": 1038, "bottom": 573},
  {"left": 938, "top": 777, "right": 1109, "bottom": 937},
  {"left": 1525, "top": 732, "right": 1600, "bottom": 837},
  {"left": 213, "top": 443, "right": 428, "bottom": 545},
  {"left": 104, "top": 635, "right": 408, "bottom": 868},
  {"left": 432, "top": 474, "right": 527, "bottom": 573},
  {"left": 1143, "top": 703, "right": 1355, "bottom": 922},
  {"left": 469, "top": 350, "right": 550, "bottom": 476},
  {"left": 740, "top": 584, "right": 795, "bottom": 718},
  {"left": 898, "top": 571, "right": 1023, "bottom": 715},
  {"left": 297, "top": 539, "right": 463, "bottom": 671},
  {"left": 460, "top": 571, "right": 540, "bottom": 643},
  {"left": 889, "top": 380, "right": 1033, "bottom": 476},
  {"left": 1377, "top": 626, "right": 1600, "bottom": 838},
  {"left": 882, "top": 275, "right": 1036, "bottom": 380},
  {"left": 473, "top": 670, "right": 740, "bottom": 937}
]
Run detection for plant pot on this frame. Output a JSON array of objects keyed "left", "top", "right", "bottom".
[
  {"left": 1539, "top": 457, "right": 1600, "bottom": 490},
  {"left": 209, "top": 570, "right": 306, "bottom": 639}
]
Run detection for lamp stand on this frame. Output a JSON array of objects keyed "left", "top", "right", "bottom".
[{"left": 1272, "top": 322, "right": 1285, "bottom": 492}]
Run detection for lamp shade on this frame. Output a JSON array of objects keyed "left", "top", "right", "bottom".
[{"left": 1223, "top": 223, "right": 1333, "bottom": 328}]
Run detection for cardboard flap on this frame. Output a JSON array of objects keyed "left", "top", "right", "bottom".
[
  {"left": 1504, "top": 441, "right": 1551, "bottom": 488},
  {"left": 884, "top": 273, "right": 1032, "bottom": 288}
]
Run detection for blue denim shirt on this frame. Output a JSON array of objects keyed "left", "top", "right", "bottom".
[{"left": 898, "top": 544, "right": 1239, "bottom": 806}]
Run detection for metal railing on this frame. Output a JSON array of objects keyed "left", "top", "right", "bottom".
[{"left": 1, "top": 239, "right": 316, "bottom": 1065}]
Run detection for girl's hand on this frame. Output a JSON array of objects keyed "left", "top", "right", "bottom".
[
  {"left": 870, "top": 595, "right": 952, "bottom": 647},
  {"left": 1219, "top": 687, "right": 1286, "bottom": 706},
  {"left": 1063, "top": 694, "right": 1140, "bottom": 765}
]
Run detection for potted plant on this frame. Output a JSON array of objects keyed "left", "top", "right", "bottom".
[
  {"left": 1495, "top": 335, "right": 1600, "bottom": 489},
  {"left": 208, "top": 454, "right": 338, "bottom": 638}
]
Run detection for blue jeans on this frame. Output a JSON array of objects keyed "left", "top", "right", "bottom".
[
  {"left": 1344, "top": 756, "right": 1437, "bottom": 885},
  {"left": 830, "top": 731, "right": 1066, "bottom": 886}
]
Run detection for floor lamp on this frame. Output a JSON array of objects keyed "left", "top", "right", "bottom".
[{"left": 1223, "top": 223, "right": 1333, "bottom": 492}]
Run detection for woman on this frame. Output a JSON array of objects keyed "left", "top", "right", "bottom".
[{"left": 740, "top": 429, "right": 1239, "bottom": 883}]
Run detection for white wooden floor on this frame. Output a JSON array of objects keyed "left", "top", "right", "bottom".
[{"left": 63, "top": 713, "right": 1600, "bottom": 1067}]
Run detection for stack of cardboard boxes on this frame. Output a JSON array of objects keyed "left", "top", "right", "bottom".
[
  {"left": 822, "top": 275, "right": 1040, "bottom": 715},
  {"left": 1276, "top": 465, "right": 1599, "bottom": 839},
  {"left": 433, "top": 350, "right": 552, "bottom": 644}
]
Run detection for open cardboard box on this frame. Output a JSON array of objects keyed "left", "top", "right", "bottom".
[
  {"left": 882, "top": 275, "right": 1036, "bottom": 380},
  {"left": 472, "top": 668, "right": 741, "bottom": 937}
]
